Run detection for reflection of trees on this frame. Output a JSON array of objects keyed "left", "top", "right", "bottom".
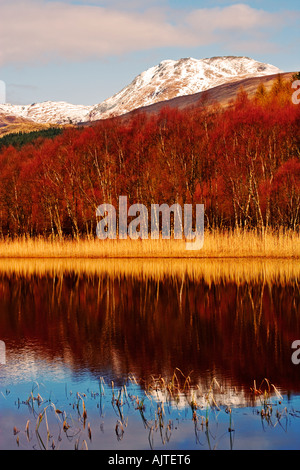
[{"left": 0, "top": 271, "right": 299, "bottom": 393}]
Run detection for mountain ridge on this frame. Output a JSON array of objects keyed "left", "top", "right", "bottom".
[
  {"left": 112, "top": 71, "right": 295, "bottom": 120},
  {"left": 0, "top": 56, "right": 283, "bottom": 126}
]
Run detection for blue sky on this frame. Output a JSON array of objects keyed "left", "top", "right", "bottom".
[{"left": 0, "top": 0, "right": 299, "bottom": 105}]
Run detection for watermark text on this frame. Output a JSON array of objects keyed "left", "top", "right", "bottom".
[
  {"left": 291, "top": 340, "right": 300, "bottom": 365},
  {"left": 96, "top": 197, "right": 204, "bottom": 251},
  {"left": 0, "top": 80, "right": 6, "bottom": 104},
  {"left": 292, "top": 80, "right": 300, "bottom": 105},
  {"left": 0, "top": 340, "right": 6, "bottom": 365}
]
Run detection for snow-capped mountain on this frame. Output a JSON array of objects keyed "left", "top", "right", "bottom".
[
  {"left": 0, "top": 101, "right": 91, "bottom": 125},
  {"left": 89, "top": 56, "right": 282, "bottom": 121},
  {"left": 0, "top": 57, "right": 282, "bottom": 125}
]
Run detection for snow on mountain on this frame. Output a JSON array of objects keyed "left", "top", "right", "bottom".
[
  {"left": 89, "top": 56, "right": 282, "bottom": 121},
  {"left": 0, "top": 57, "right": 282, "bottom": 125},
  {"left": 0, "top": 101, "right": 91, "bottom": 125}
]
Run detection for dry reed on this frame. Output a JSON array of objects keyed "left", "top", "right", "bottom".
[{"left": 0, "top": 229, "right": 298, "bottom": 260}]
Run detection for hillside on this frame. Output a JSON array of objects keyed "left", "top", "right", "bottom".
[
  {"left": 0, "top": 113, "right": 50, "bottom": 137},
  {"left": 105, "top": 72, "right": 295, "bottom": 123}
]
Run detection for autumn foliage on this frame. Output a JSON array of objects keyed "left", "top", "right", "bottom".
[{"left": 0, "top": 77, "right": 299, "bottom": 238}]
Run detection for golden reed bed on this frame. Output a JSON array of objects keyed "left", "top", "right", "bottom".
[{"left": 0, "top": 230, "right": 298, "bottom": 260}]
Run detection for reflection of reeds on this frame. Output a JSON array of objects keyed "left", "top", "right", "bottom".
[
  {"left": 0, "top": 256, "right": 298, "bottom": 287},
  {"left": 0, "top": 229, "right": 298, "bottom": 259},
  {"left": 13, "top": 375, "right": 289, "bottom": 450},
  {"left": 1, "top": 256, "right": 298, "bottom": 395}
]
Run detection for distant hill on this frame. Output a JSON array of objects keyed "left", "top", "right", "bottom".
[{"left": 0, "top": 113, "right": 51, "bottom": 137}]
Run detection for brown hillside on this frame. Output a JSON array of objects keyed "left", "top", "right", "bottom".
[
  {"left": 0, "top": 113, "right": 51, "bottom": 137},
  {"left": 85, "top": 72, "right": 296, "bottom": 127},
  {"left": 125, "top": 72, "right": 295, "bottom": 115}
]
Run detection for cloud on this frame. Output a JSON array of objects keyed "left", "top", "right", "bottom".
[
  {"left": 0, "top": 0, "right": 193, "bottom": 65},
  {"left": 70, "top": 0, "right": 167, "bottom": 9},
  {"left": 0, "top": 0, "right": 295, "bottom": 66},
  {"left": 185, "top": 4, "right": 277, "bottom": 31}
]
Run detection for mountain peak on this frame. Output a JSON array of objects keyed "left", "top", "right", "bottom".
[
  {"left": 0, "top": 56, "right": 282, "bottom": 125},
  {"left": 89, "top": 56, "right": 282, "bottom": 121}
]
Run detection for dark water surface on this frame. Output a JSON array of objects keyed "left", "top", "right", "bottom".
[{"left": 0, "top": 258, "right": 299, "bottom": 450}]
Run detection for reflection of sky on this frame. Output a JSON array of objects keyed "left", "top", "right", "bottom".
[
  {"left": 1, "top": 372, "right": 300, "bottom": 450},
  {"left": 1, "top": 349, "right": 300, "bottom": 450},
  {"left": 0, "top": 344, "right": 284, "bottom": 408},
  {"left": 0, "top": 262, "right": 299, "bottom": 450},
  {"left": 0, "top": 344, "right": 70, "bottom": 387},
  {"left": 0, "top": 342, "right": 125, "bottom": 389}
]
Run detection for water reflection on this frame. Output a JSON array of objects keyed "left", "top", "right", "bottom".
[{"left": 0, "top": 258, "right": 299, "bottom": 402}]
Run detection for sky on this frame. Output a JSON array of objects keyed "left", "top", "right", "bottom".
[{"left": 0, "top": 0, "right": 299, "bottom": 105}]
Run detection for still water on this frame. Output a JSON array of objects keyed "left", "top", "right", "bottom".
[{"left": 0, "top": 258, "right": 299, "bottom": 450}]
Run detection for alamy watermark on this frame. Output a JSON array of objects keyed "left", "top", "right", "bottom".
[
  {"left": 0, "top": 80, "right": 6, "bottom": 104},
  {"left": 292, "top": 80, "right": 300, "bottom": 105},
  {"left": 0, "top": 341, "right": 6, "bottom": 365},
  {"left": 291, "top": 340, "right": 300, "bottom": 365},
  {"left": 96, "top": 196, "right": 204, "bottom": 251}
]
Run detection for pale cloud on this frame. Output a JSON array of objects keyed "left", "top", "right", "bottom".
[
  {"left": 71, "top": 0, "right": 168, "bottom": 9},
  {"left": 185, "top": 4, "right": 278, "bottom": 31},
  {"left": 0, "top": 0, "right": 295, "bottom": 66},
  {"left": 0, "top": 0, "right": 194, "bottom": 65}
]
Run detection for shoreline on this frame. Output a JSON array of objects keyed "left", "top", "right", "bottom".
[{"left": 0, "top": 255, "right": 298, "bottom": 259}]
